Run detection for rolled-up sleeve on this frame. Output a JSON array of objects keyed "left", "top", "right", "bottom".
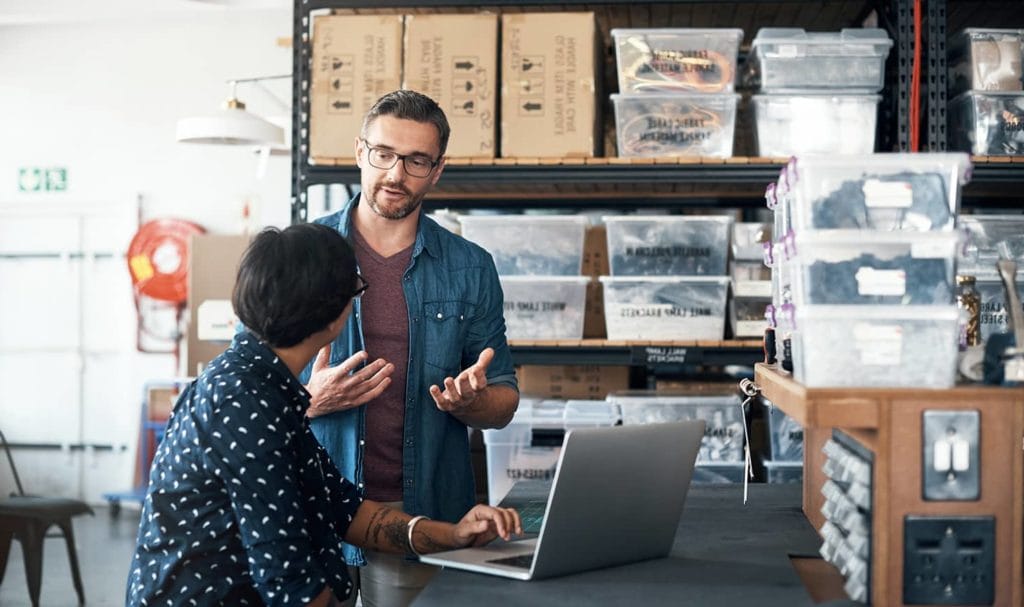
[{"left": 465, "top": 257, "right": 519, "bottom": 391}]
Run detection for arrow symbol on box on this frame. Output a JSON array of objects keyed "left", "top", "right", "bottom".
[
  {"left": 522, "top": 59, "right": 535, "bottom": 71},
  {"left": 462, "top": 100, "right": 475, "bottom": 111},
  {"left": 332, "top": 100, "right": 350, "bottom": 109},
  {"left": 332, "top": 79, "right": 342, "bottom": 90},
  {"left": 332, "top": 59, "right": 345, "bottom": 70},
  {"left": 523, "top": 102, "right": 542, "bottom": 111},
  {"left": 455, "top": 61, "right": 474, "bottom": 70}
]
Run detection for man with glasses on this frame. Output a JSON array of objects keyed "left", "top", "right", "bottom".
[{"left": 300, "top": 90, "right": 519, "bottom": 607}]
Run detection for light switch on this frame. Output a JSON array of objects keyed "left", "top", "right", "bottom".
[{"left": 923, "top": 410, "right": 980, "bottom": 501}]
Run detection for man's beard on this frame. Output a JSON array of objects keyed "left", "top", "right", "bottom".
[{"left": 366, "top": 181, "right": 424, "bottom": 220}]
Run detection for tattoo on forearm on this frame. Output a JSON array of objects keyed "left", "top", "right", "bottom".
[{"left": 363, "top": 506, "right": 414, "bottom": 552}]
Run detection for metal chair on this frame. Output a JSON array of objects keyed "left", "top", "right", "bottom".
[{"left": 0, "top": 428, "right": 93, "bottom": 606}]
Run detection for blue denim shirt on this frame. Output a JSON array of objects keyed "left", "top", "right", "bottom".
[{"left": 300, "top": 196, "right": 518, "bottom": 566}]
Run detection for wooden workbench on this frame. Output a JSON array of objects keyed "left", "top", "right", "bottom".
[{"left": 754, "top": 363, "right": 1024, "bottom": 606}]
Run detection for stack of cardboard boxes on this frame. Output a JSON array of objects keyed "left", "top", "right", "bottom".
[{"left": 309, "top": 12, "right": 599, "bottom": 162}]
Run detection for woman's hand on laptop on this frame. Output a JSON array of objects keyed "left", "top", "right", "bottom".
[{"left": 452, "top": 504, "right": 523, "bottom": 547}]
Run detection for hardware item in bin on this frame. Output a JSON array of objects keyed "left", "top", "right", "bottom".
[
  {"left": 600, "top": 276, "right": 730, "bottom": 340},
  {"left": 959, "top": 215, "right": 1024, "bottom": 273},
  {"left": 611, "top": 392, "right": 745, "bottom": 463},
  {"left": 499, "top": 276, "right": 589, "bottom": 340},
  {"left": 749, "top": 28, "right": 893, "bottom": 92},
  {"left": 611, "top": 93, "right": 739, "bottom": 158},
  {"left": 729, "top": 294, "right": 770, "bottom": 338},
  {"left": 792, "top": 305, "right": 959, "bottom": 388},
  {"left": 948, "top": 28, "right": 1024, "bottom": 95},
  {"left": 604, "top": 215, "right": 732, "bottom": 276},
  {"left": 611, "top": 28, "right": 743, "bottom": 93},
  {"left": 767, "top": 404, "right": 803, "bottom": 461},
  {"left": 753, "top": 94, "right": 879, "bottom": 157},
  {"left": 950, "top": 91, "right": 1024, "bottom": 155},
  {"left": 764, "top": 460, "right": 803, "bottom": 484},
  {"left": 976, "top": 273, "right": 1024, "bottom": 342},
  {"left": 459, "top": 215, "right": 588, "bottom": 275},
  {"left": 794, "top": 232, "right": 960, "bottom": 306},
  {"left": 788, "top": 154, "right": 971, "bottom": 233},
  {"left": 732, "top": 222, "right": 772, "bottom": 261}
]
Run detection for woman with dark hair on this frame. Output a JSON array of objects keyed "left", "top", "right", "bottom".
[{"left": 127, "top": 224, "right": 520, "bottom": 607}]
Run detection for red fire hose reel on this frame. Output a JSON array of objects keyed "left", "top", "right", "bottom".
[{"left": 127, "top": 219, "right": 205, "bottom": 304}]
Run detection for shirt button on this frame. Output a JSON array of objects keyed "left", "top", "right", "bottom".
[
  {"left": 436, "top": 312, "right": 443, "bottom": 320},
  {"left": 359, "top": 439, "right": 365, "bottom": 446},
  {"left": 358, "top": 482, "right": 364, "bottom": 488},
  {"left": 405, "top": 479, "right": 413, "bottom": 486},
  {"left": 405, "top": 439, "right": 413, "bottom": 447}
]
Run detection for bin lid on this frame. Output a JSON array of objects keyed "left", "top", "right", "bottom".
[{"left": 752, "top": 27, "right": 893, "bottom": 49}]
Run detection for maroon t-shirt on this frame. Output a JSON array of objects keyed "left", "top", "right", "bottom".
[{"left": 352, "top": 228, "right": 412, "bottom": 502}]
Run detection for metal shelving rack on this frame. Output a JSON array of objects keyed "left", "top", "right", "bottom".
[{"left": 288, "top": 0, "right": 1024, "bottom": 366}]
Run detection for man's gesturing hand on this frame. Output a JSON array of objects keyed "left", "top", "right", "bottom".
[
  {"left": 429, "top": 347, "right": 494, "bottom": 413},
  {"left": 306, "top": 345, "right": 394, "bottom": 418}
]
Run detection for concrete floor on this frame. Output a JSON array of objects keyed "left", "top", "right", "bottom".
[{"left": 0, "top": 506, "right": 141, "bottom": 607}]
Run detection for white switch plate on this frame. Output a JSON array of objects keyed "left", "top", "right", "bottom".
[{"left": 922, "top": 410, "right": 980, "bottom": 501}]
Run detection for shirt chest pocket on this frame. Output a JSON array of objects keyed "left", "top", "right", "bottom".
[{"left": 423, "top": 300, "right": 472, "bottom": 373}]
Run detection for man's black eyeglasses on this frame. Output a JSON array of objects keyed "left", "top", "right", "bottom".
[
  {"left": 352, "top": 275, "right": 369, "bottom": 299},
  {"left": 361, "top": 139, "right": 440, "bottom": 178}
]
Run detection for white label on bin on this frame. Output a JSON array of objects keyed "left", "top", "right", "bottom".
[
  {"left": 734, "top": 280, "right": 773, "bottom": 298},
  {"left": 855, "top": 267, "right": 906, "bottom": 296},
  {"left": 615, "top": 303, "right": 714, "bottom": 318},
  {"left": 853, "top": 323, "right": 903, "bottom": 366},
  {"left": 777, "top": 44, "right": 799, "bottom": 57},
  {"left": 862, "top": 179, "right": 913, "bottom": 208}
]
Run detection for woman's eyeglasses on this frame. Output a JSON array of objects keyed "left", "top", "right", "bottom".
[{"left": 352, "top": 275, "right": 369, "bottom": 299}]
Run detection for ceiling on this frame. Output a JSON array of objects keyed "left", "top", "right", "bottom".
[{"left": 0, "top": 0, "right": 290, "bottom": 25}]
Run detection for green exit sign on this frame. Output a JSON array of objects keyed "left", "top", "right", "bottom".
[{"left": 18, "top": 167, "right": 68, "bottom": 192}]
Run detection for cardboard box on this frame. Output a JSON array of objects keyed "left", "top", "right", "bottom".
[
  {"left": 501, "top": 12, "right": 600, "bottom": 158},
  {"left": 403, "top": 14, "right": 498, "bottom": 158},
  {"left": 147, "top": 387, "right": 179, "bottom": 421},
  {"left": 310, "top": 14, "right": 404, "bottom": 161},
  {"left": 185, "top": 234, "right": 250, "bottom": 377},
  {"left": 517, "top": 365, "right": 629, "bottom": 399}
]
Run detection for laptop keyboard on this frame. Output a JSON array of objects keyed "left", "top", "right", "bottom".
[
  {"left": 487, "top": 553, "right": 535, "bottom": 569},
  {"left": 497, "top": 480, "right": 552, "bottom": 534}
]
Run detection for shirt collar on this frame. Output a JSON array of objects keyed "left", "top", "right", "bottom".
[
  {"left": 340, "top": 194, "right": 441, "bottom": 260},
  {"left": 229, "top": 331, "right": 312, "bottom": 408}
]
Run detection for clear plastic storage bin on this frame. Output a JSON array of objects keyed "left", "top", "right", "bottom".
[
  {"left": 753, "top": 94, "right": 880, "bottom": 157},
  {"left": 459, "top": 215, "right": 588, "bottom": 275},
  {"left": 767, "top": 404, "right": 804, "bottom": 461},
  {"left": 600, "top": 276, "right": 730, "bottom": 340},
  {"left": 949, "top": 91, "right": 1024, "bottom": 155},
  {"left": 765, "top": 461, "right": 804, "bottom": 484},
  {"left": 729, "top": 294, "right": 770, "bottom": 338},
  {"left": 791, "top": 231, "right": 960, "bottom": 306},
  {"left": 482, "top": 399, "right": 619, "bottom": 505},
  {"left": 732, "top": 222, "right": 772, "bottom": 260},
  {"left": 749, "top": 28, "right": 892, "bottom": 92},
  {"left": 499, "top": 276, "right": 589, "bottom": 340},
  {"left": 788, "top": 154, "right": 971, "bottom": 232},
  {"left": 731, "top": 261, "right": 772, "bottom": 284},
  {"left": 611, "top": 93, "right": 739, "bottom": 158},
  {"left": 793, "top": 305, "right": 959, "bottom": 388},
  {"left": 604, "top": 215, "right": 732, "bottom": 276},
  {"left": 959, "top": 215, "right": 1024, "bottom": 273},
  {"left": 948, "top": 28, "right": 1024, "bottom": 95},
  {"left": 610, "top": 392, "right": 745, "bottom": 463},
  {"left": 611, "top": 28, "right": 744, "bottom": 93}
]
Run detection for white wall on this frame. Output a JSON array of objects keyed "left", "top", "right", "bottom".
[{"left": 0, "top": 7, "right": 294, "bottom": 505}]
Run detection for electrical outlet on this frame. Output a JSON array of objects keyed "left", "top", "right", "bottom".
[
  {"left": 922, "top": 410, "right": 980, "bottom": 501},
  {"left": 903, "top": 516, "right": 995, "bottom": 605}
]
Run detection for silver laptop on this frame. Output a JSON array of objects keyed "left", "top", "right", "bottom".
[{"left": 419, "top": 421, "right": 705, "bottom": 580}]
